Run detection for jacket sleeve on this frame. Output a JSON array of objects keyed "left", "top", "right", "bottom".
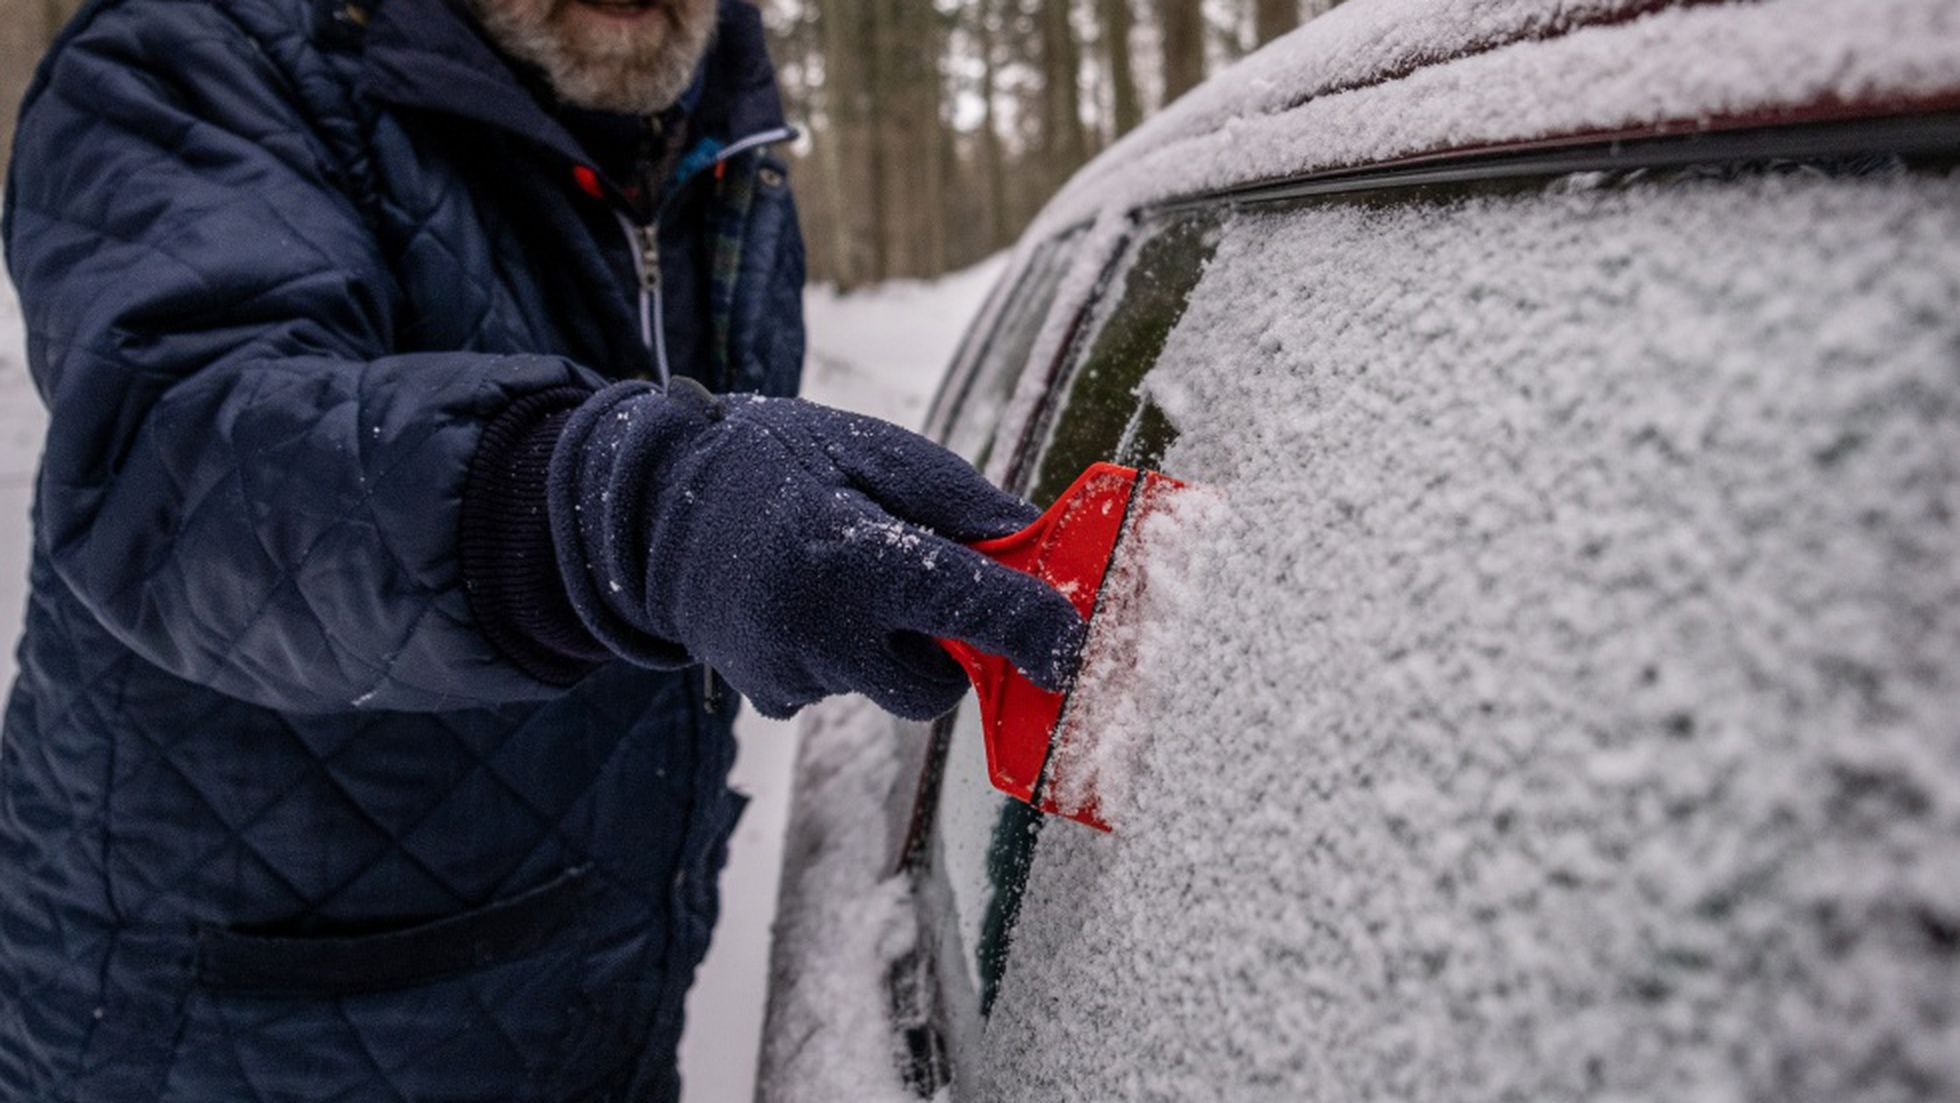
[{"left": 3, "top": 0, "right": 604, "bottom": 713}]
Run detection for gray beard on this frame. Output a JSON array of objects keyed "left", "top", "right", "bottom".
[{"left": 469, "top": 0, "right": 716, "bottom": 115}]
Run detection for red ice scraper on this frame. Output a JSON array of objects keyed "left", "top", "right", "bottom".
[{"left": 940, "top": 463, "right": 1182, "bottom": 833}]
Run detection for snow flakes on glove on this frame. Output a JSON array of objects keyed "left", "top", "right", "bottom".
[{"left": 549, "top": 378, "right": 1086, "bottom": 720}]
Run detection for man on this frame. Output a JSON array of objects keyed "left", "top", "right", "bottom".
[{"left": 0, "top": 0, "right": 1081, "bottom": 1097}]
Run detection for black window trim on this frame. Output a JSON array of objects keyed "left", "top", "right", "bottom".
[{"left": 1156, "top": 108, "right": 1960, "bottom": 215}]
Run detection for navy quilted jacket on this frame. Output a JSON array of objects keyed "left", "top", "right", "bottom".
[{"left": 0, "top": 0, "right": 804, "bottom": 1096}]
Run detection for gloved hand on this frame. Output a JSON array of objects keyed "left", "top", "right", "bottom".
[{"left": 546, "top": 378, "right": 1086, "bottom": 720}]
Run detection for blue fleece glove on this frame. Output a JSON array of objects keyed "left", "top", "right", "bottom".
[{"left": 547, "top": 379, "right": 1086, "bottom": 720}]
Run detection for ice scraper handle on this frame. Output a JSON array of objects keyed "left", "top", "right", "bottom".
[{"left": 939, "top": 463, "right": 1182, "bottom": 833}]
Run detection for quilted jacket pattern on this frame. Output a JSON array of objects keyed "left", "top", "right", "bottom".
[{"left": 0, "top": 0, "right": 804, "bottom": 1096}]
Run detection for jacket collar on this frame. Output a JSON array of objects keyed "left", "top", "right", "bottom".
[{"left": 357, "top": 0, "right": 787, "bottom": 168}]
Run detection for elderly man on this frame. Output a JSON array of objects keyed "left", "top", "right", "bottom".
[{"left": 0, "top": 0, "right": 1081, "bottom": 1097}]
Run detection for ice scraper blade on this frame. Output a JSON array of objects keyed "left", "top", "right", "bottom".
[{"left": 940, "top": 462, "right": 1182, "bottom": 833}]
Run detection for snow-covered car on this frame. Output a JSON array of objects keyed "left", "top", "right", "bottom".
[{"left": 761, "top": 2, "right": 1960, "bottom": 1100}]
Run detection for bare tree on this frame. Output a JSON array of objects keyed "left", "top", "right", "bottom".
[
  {"left": 1038, "top": 0, "right": 1089, "bottom": 192},
  {"left": 1254, "top": 0, "right": 1298, "bottom": 46},
  {"left": 764, "top": 0, "right": 1369, "bottom": 283},
  {"left": 906, "top": 0, "right": 952, "bottom": 277},
  {"left": 818, "top": 0, "right": 880, "bottom": 287},
  {"left": 975, "top": 0, "right": 1012, "bottom": 249},
  {"left": 1156, "top": 0, "right": 1204, "bottom": 106},
  {"left": 1098, "top": 0, "right": 1141, "bottom": 140},
  {"left": 0, "top": 0, "right": 83, "bottom": 181}
]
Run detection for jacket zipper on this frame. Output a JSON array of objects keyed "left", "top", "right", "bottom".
[
  {"left": 611, "top": 125, "right": 795, "bottom": 715},
  {"left": 612, "top": 125, "right": 798, "bottom": 389},
  {"left": 613, "top": 208, "right": 721, "bottom": 705},
  {"left": 617, "top": 212, "right": 671, "bottom": 388},
  {"left": 614, "top": 124, "right": 799, "bottom": 386}
]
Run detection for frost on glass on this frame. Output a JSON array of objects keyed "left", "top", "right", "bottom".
[
  {"left": 921, "top": 210, "right": 1225, "bottom": 1075},
  {"left": 979, "top": 163, "right": 1960, "bottom": 1102},
  {"left": 1022, "top": 213, "right": 1222, "bottom": 504}
]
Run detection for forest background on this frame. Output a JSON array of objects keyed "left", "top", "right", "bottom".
[{"left": 1, "top": 0, "right": 1344, "bottom": 287}]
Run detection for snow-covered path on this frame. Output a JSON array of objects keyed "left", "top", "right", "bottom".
[{"left": 0, "top": 258, "right": 1001, "bottom": 1102}]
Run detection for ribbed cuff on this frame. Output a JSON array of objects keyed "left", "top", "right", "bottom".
[
  {"left": 460, "top": 387, "right": 612, "bottom": 686},
  {"left": 542, "top": 380, "right": 699, "bottom": 671}
]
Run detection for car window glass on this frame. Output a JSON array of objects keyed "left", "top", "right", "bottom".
[
  {"left": 956, "top": 156, "right": 1960, "bottom": 1099},
  {"left": 912, "top": 152, "right": 1960, "bottom": 1099},
  {"left": 939, "top": 232, "right": 1082, "bottom": 463},
  {"left": 922, "top": 211, "right": 1222, "bottom": 1044},
  {"left": 1114, "top": 398, "right": 1178, "bottom": 471},
  {"left": 1021, "top": 213, "right": 1222, "bottom": 503}
]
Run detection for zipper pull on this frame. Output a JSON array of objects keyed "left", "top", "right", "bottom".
[{"left": 637, "top": 221, "right": 661, "bottom": 294}]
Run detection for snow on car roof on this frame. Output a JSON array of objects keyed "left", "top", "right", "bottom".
[{"left": 1030, "top": 0, "right": 1960, "bottom": 238}]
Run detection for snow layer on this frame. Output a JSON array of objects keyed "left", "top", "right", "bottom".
[
  {"left": 755, "top": 697, "right": 922, "bottom": 1103},
  {"left": 978, "top": 168, "right": 1960, "bottom": 1100},
  {"left": 679, "top": 709, "right": 801, "bottom": 1103},
  {"left": 1034, "top": 0, "right": 1960, "bottom": 239}
]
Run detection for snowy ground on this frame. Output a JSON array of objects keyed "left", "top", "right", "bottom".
[
  {"left": 0, "top": 258, "right": 1002, "bottom": 1102},
  {"left": 794, "top": 258, "right": 1005, "bottom": 430}
]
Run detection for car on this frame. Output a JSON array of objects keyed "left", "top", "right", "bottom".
[{"left": 759, "top": 1, "right": 1960, "bottom": 1099}]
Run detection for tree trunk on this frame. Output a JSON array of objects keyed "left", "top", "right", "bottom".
[
  {"left": 1254, "top": 0, "right": 1297, "bottom": 46},
  {"left": 854, "top": 0, "right": 952, "bottom": 280},
  {"left": 1098, "top": 0, "right": 1141, "bottom": 140},
  {"left": 1003, "top": 0, "right": 1046, "bottom": 235},
  {"left": 865, "top": 0, "right": 896, "bottom": 279},
  {"left": 1039, "top": 0, "right": 1088, "bottom": 194},
  {"left": 43, "top": 0, "right": 77, "bottom": 38},
  {"left": 819, "top": 0, "right": 877, "bottom": 288},
  {"left": 912, "top": 0, "right": 950, "bottom": 276},
  {"left": 1156, "top": 0, "right": 1204, "bottom": 106},
  {"left": 976, "top": 0, "right": 1011, "bottom": 250},
  {"left": 0, "top": 0, "right": 75, "bottom": 185}
]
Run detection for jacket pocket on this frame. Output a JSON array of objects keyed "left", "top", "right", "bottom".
[{"left": 193, "top": 864, "right": 591, "bottom": 996}]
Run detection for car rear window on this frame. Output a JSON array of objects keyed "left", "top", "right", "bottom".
[{"left": 974, "top": 158, "right": 1960, "bottom": 1099}]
